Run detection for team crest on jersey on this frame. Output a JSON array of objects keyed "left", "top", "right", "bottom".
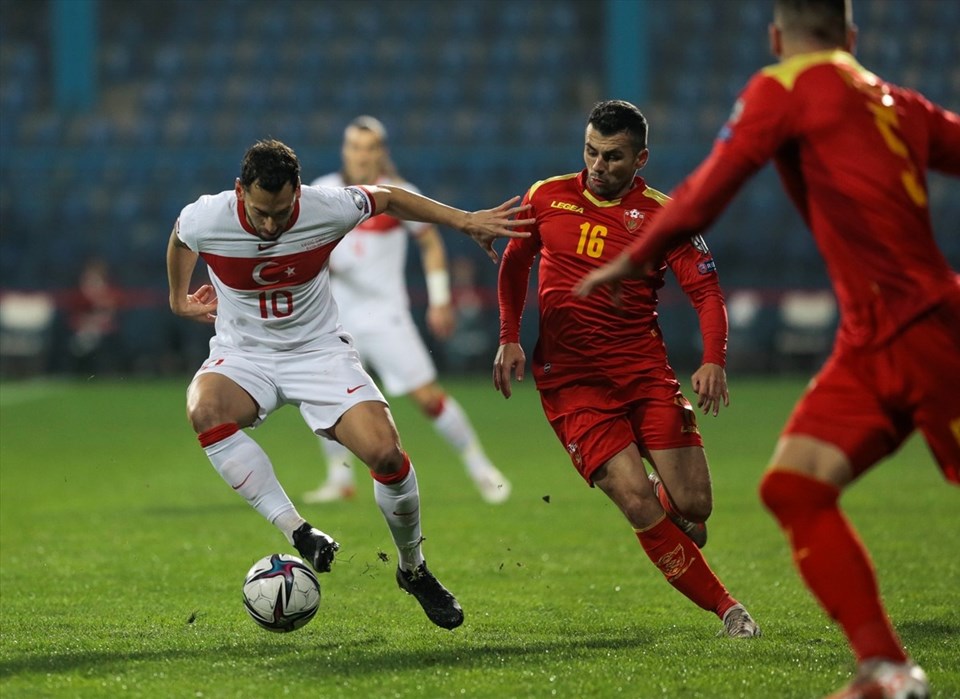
[
  {"left": 623, "top": 209, "right": 644, "bottom": 231},
  {"left": 346, "top": 187, "right": 370, "bottom": 214}
]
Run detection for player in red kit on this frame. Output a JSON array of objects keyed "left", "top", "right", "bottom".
[
  {"left": 494, "top": 100, "right": 760, "bottom": 639},
  {"left": 576, "top": 2, "right": 959, "bottom": 697}
]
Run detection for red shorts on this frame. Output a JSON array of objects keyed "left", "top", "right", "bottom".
[
  {"left": 539, "top": 365, "right": 703, "bottom": 484},
  {"left": 784, "top": 294, "right": 960, "bottom": 484}
]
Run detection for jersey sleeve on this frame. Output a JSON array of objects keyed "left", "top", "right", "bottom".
[
  {"left": 331, "top": 185, "right": 376, "bottom": 230},
  {"left": 919, "top": 93, "right": 960, "bottom": 176},
  {"left": 174, "top": 197, "right": 208, "bottom": 252},
  {"left": 627, "top": 73, "right": 792, "bottom": 267},
  {"left": 665, "top": 236, "right": 727, "bottom": 367},
  {"left": 497, "top": 190, "right": 541, "bottom": 345}
]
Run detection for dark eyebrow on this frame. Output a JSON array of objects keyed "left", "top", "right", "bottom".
[
  {"left": 586, "top": 143, "right": 625, "bottom": 159},
  {"left": 253, "top": 204, "right": 292, "bottom": 216}
]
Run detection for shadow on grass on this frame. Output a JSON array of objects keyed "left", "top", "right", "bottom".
[
  {"left": 897, "top": 617, "right": 960, "bottom": 640},
  {"left": 141, "top": 501, "right": 251, "bottom": 517},
  {"left": 0, "top": 627, "right": 653, "bottom": 680}
]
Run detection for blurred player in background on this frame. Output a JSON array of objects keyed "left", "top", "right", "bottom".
[
  {"left": 304, "top": 116, "right": 511, "bottom": 505},
  {"left": 167, "top": 139, "right": 532, "bottom": 629},
  {"left": 576, "top": 2, "right": 959, "bottom": 696},
  {"left": 494, "top": 100, "right": 760, "bottom": 639}
]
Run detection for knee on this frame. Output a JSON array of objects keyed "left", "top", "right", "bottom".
[
  {"left": 758, "top": 469, "right": 797, "bottom": 514},
  {"left": 658, "top": 480, "right": 712, "bottom": 522},
  {"left": 186, "top": 400, "right": 223, "bottom": 435},
  {"left": 759, "top": 468, "right": 839, "bottom": 521},
  {"left": 679, "top": 490, "right": 713, "bottom": 523},
  {"left": 413, "top": 389, "right": 446, "bottom": 419},
  {"left": 363, "top": 439, "right": 405, "bottom": 476},
  {"left": 618, "top": 488, "right": 664, "bottom": 530}
]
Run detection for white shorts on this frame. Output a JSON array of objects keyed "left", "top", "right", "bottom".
[
  {"left": 346, "top": 309, "right": 437, "bottom": 397},
  {"left": 192, "top": 333, "right": 387, "bottom": 435}
]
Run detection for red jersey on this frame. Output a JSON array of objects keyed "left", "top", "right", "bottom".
[
  {"left": 626, "top": 50, "right": 960, "bottom": 348},
  {"left": 499, "top": 170, "right": 726, "bottom": 390}
]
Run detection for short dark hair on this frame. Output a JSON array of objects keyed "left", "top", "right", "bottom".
[
  {"left": 774, "top": 0, "right": 851, "bottom": 47},
  {"left": 587, "top": 100, "right": 648, "bottom": 153},
  {"left": 347, "top": 115, "right": 388, "bottom": 142},
  {"left": 239, "top": 139, "right": 300, "bottom": 192}
]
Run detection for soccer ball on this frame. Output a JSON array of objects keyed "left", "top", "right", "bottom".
[{"left": 241, "top": 553, "right": 320, "bottom": 632}]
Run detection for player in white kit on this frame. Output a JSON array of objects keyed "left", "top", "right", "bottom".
[
  {"left": 166, "top": 139, "right": 531, "bottom": 629},
  {"left": 304, "top": 116, "right": 511, "bottom": 505}
]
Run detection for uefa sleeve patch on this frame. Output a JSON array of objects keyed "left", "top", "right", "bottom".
[{"left": 346, "top": 187, "right": 370, "bottom": 214}]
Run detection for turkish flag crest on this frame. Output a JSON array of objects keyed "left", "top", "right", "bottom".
[{"left": 624, "top": 209, "right": 644, "bottom": 231}]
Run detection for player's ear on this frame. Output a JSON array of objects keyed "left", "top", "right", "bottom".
[
  {"left": 845, "top": 24, "right": 858, "bottom": 53},
  {"left": 636, "top": 148, "right": 650, "bottom": 170},
  {"left": 234, "top": 178, "right": 244, "bottom": 200},
  {"left": 769, "top": 23, "right": 783, "bottom": 58}
]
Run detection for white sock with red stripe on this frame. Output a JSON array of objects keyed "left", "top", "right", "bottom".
[
  {"left": 371, "top": 453, "right": 424, "bottom": 571},
  {"left": 432, "top": 396, "right": 495, "bottom": 477},
  {"left": 199, "top": 423, "right": 304, "bottom": 544}
]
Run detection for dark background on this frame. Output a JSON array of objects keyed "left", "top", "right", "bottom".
[{"left": 1, "top": 0, "right": 957, "bottom": 378}]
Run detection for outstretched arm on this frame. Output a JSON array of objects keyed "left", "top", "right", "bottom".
[
  {"left": 370, "top": 185, "right": 533, "bottom": 263},
  {"left": 166, "top": 227, "right": 217, "bottom": 323}
]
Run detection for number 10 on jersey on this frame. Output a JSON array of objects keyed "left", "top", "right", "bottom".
[{"left": 259, "top": 290, "right": 294, "bottom": 318}]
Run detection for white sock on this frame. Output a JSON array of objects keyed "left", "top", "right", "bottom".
[
  {"left": 320, "top": 437, "right": 355, "bottom": 487},
  {"left": 373, "top": 463, "right": 424, "bottom": 571},
  {"left": 432, "top": 396, "right": 495, "bottom": 476},
  {"left": 204, "top": 429, "right": 304, "bottom": 543}
]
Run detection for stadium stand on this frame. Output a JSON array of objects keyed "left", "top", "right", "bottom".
[{"left": 1, "top": 0, "right": 957, "bottom": 375}]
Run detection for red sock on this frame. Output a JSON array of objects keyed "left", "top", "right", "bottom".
[
  {"left": 759, "top": 469, "right": 907, "bottom": 663},
  {"left": 636, "top": 516, "right": 736, "bottom": 618}
]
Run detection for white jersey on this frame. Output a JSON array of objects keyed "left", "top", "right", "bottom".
[
  {"left": 175, "top": 184, "right": 374, "bottom": 352},
  {"left": 310, "top": 172, "right": 429, "bottom": 333}
]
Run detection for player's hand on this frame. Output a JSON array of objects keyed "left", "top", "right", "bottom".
[
  {"left": 691, "top": 362, "right": 729, "bottom": 416},
  {"left": 427, "top": 304, "right": 456, "bottom": 340},
  {"left": 174, "top": 283, "right": 218, "bottom": 323},
  {"left": 573, "top": 253, "right": 650, "bottom": 298},
  {"left": 464, "top": 197, "right": 534, "bottom": 263},
  {"left": 493, "top": 342, "right": 525, "bottom": 399}
]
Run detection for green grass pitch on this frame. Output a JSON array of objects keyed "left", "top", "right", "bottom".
[{"left": 1, "top": 376, "right": 957, "bottom": 698}]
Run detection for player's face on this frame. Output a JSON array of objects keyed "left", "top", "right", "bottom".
[
  {"left": 583, "top": 125, "right": 648, "bottom": 199},
  {"left": 341, "top": 127, "right": 386, "bottom": 185},
  {"left": 235, "top": 179, "right": 300, "bottom": 241}
]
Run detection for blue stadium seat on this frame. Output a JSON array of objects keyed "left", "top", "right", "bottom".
[{"left": 1, "top": 0, "right": 955, "bottom": 361}]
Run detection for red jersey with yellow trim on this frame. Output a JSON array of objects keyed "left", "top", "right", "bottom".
[
  {"left": 499, "top": 170, "right": 726, "bottom": 390},
  {"left": 175, "top": 184, "right": 375, "bottom": 352},
  {"left": 626, "top": 50, "right": 960, "bottom": 348}
]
